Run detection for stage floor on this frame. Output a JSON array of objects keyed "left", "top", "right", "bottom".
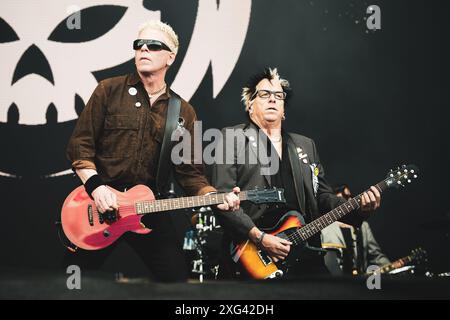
[{"left": 1, "top": 269, "right": 449, "bottom": 300}]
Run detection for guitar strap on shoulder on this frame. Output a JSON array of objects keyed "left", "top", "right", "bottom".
[{"left": 156, "top": 90, "right": 181, "bottom": 196}]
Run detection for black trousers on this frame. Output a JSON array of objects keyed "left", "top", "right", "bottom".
[{"left": 61, "top": 212, "right": 189, "bottom": 282}]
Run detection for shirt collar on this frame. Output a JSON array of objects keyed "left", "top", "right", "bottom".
[{"left": 127, "top": 71, "right": 172, "bottom": 101}]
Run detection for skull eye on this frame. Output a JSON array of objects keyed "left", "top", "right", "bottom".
[
  {"left": 0, "top": 17, "right": 19, "bottom": 43},
  {"left": 48, "top": 5, "right": 127, "bottom": 43}
]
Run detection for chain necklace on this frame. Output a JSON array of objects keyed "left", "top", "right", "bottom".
[{"left": 148, "top": 83, "right": 167, "bottom": 98}]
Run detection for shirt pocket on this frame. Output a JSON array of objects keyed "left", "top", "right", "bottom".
[{"left": 99, "top": 114, "right": 139, "bottom": 158}]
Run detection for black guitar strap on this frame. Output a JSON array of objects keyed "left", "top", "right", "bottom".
[{"left": 156, "top": 90, "right": 181, "bottom": 196}]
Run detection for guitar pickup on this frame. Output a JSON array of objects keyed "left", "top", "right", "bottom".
[
  {"left": 257, "top": 250, "right": 273, "bottom": 266},
  {"left": 87, "top": 205, "right": 94, "bottom": 226}
]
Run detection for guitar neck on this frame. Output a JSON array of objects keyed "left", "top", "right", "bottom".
[
  {"left": 135, "top": 191, "right": 249, "bottom": 215},
  {"left": 289, "top": 180, "right": 388, "bottom": 244},
  {"left": 378, "top": 256, "right": 412, "bottom": 274}
]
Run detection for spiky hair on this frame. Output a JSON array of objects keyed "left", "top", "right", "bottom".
[
  {"left": 241, "top": 67, "right": 291, "bottom": 111},
  {"left": 138, "top": 20, "right": 179, "bottom": 55}
]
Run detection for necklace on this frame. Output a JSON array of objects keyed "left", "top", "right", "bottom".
[
  {"left": 148, "top": 83, "right": 166, "bottom": 98},
  {"left": 270, "top": 135, "right": 282, "bottom": 143}
]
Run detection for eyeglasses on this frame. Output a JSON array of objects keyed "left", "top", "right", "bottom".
[
  {"left": 133, "top": 39, "right": 172, "bottom": 52},
  {"left": 251, "top": 89, "right": 287, "bottom": 100}
]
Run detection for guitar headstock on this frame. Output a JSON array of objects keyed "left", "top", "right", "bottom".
[
  {"left": 246, "top": 188, "right": 286, "bottom": 204},
  {"left": 410, "top": 247, "right": 428, "bottom": 265},
  {"left": 385, "top": 164, "right": 419, "bottom": 189}
]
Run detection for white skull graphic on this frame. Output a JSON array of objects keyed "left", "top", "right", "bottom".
[
  {"left": 0, "top": 0, "right": 251, "bottom": 177},
  {"left": 0, "top": 0, "right": 160, "bottom": 125}
]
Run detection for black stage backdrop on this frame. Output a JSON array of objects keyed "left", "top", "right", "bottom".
[{"left": 0, "top": 0, "right": 449, "bottom": 276}]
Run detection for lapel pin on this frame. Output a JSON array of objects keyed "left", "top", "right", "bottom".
[{"left": 314, "top": 167, "right": 319, "bottom": 176}]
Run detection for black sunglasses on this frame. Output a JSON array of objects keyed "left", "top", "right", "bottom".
[{"left": 133, "top": 39, "right": 172, "bottom": 52}]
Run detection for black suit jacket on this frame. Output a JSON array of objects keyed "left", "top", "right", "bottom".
[{"left": 211, "top": 122, "right": 363, "bottom": 242}]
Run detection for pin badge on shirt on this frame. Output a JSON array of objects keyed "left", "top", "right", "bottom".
[
  {"left": 297, "top": 147, "right": 308, "bottom": 164},
  {"left": 135, "top": 102, "right": 141, "bottom": 108},
  {"left": 176, "top": 117, "right": 186, "bottom": 134},
  {"left": 128, "top": 87, "right": 137, "bottom": 96}
]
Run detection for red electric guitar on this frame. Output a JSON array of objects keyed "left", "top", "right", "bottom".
[
  {"left": 61, "top": 185, "right": 285, "bottom": 251},
  {"left": 232, "top": 165, "right": 419, "bottom": 279}
]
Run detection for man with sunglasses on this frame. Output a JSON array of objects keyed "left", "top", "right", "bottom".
[
  {"left": 211, "top": 68, "right": 382, "bottom": 278},
  {"left": 66, "top": 20, "right": 240, "bottom": 282}
]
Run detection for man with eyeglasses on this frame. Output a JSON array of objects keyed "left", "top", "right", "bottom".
[
  {"left": 65, "top": 20, "right": 240, "bottom": 282},
  {"left": 211, "top": 68, "right": 382, "bottom": 279}
]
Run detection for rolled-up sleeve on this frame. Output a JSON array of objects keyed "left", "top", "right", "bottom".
[{"left": 66, "top": 81, "right": 107, "bottom": 171}]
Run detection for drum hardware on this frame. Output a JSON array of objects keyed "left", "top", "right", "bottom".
[{"left": 183, "top": 206, "right": 222, "bottom": 282}]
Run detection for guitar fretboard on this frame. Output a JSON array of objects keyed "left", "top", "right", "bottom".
[
  {"left": 135, "top": 191, "right": 249, "bottom": 214},
  {"left": 287, "top": 180, "right": 388, "bottom": 245}
]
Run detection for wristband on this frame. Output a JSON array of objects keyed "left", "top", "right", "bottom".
[
  {"left": 256, "top": 232, "right": 266, "bottom": 245},
  {"left": 84, "top": 174, "right": 104, "bottom": 197}
]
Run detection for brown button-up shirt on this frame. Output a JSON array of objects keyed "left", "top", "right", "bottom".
[{"left": 66, "top": 72, "right": 216, "bottom": 196}]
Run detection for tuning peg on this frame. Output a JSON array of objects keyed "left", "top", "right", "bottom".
[
  {"left": 413, "top": 175, "right": 418, "bottom": 179},
  {"left": 407, "top": 179, "right": 411, "bottom": 183}
]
